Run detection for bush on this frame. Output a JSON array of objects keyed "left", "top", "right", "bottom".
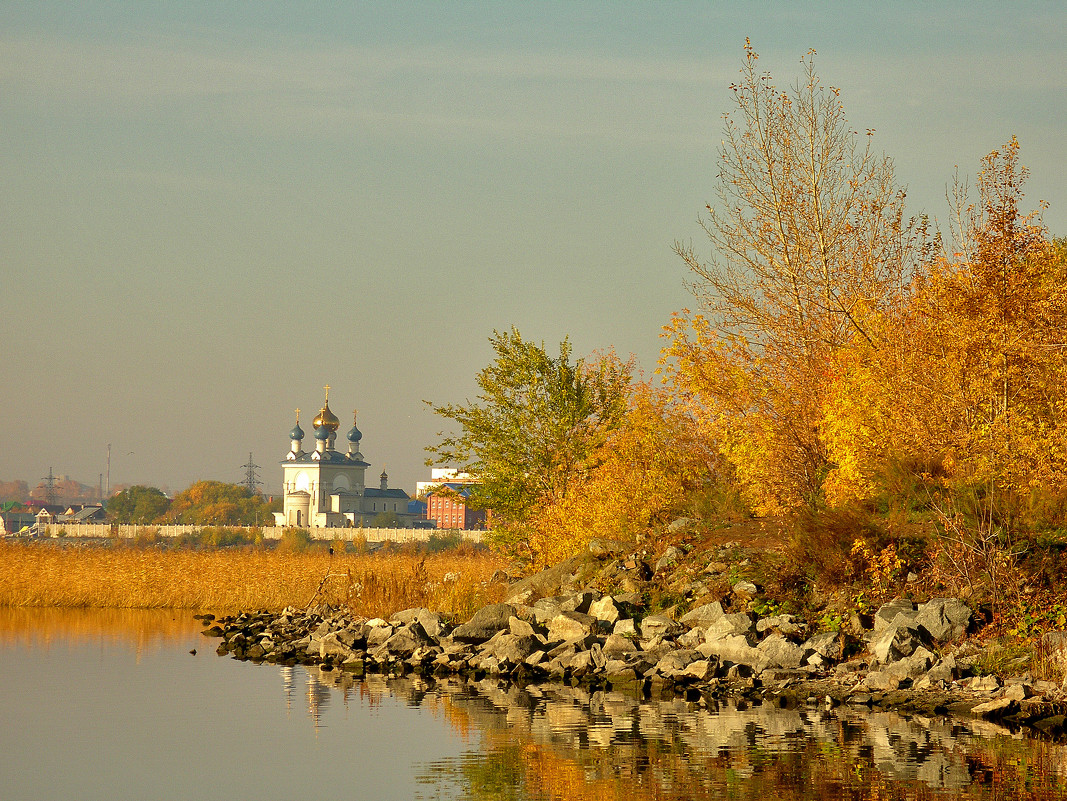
[
  {"left": 277, "top": 527, "right": 312, "bottom": 554},
  {"left": 427, "top": 531, "right": 463, "bottom": 552}
]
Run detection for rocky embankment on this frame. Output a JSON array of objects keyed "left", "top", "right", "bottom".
[{"left": 200, "top": 538, "right": 1067, "bottom": 736}]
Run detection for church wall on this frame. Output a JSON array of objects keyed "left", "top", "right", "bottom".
[{"left": 38, "top": 523, "right": 483, "bottom": 544}]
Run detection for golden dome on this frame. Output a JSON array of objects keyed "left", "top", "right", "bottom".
[{"left": 312, "top": 386, "right": 340, "bottom": 432}]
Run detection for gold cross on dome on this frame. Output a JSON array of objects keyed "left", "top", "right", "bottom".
[
  {"left": 323, "top": 384, "right": 330, "bottom": 403},
  {"left": 353, "top": 409, "right": 358, "bottom": 425}
]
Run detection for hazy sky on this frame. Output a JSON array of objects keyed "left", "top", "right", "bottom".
[{"left": 2, "top": 2, "right": 1064, "bottom": 497}]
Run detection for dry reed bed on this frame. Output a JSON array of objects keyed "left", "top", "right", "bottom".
[{"left": 0, "top": 542, "right": 505, "bottom": 618}]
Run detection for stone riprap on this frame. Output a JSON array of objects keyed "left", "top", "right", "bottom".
[{"left": 199, "top": 540, "right": 1067, "bottom": 736}]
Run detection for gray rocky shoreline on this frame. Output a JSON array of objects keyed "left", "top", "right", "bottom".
[{"left": 199, "top": 538, "right": 1067, "bottom": 738}]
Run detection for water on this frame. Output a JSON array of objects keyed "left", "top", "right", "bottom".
[{"left": 3, "top": 609, "right": 1067, "bottom": 800}]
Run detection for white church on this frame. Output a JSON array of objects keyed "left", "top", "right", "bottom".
[{"left": 273, "top": 388, "right": 415, "bottom": 528}]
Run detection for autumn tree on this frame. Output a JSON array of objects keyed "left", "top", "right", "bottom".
[
  {"left": 106, "top": 485, "right": 172, "bottom": 523},
  {"left": 666, "top": 42, "right": 919, "bottom": 513},
  {"left": 528, "top": 380, "right": 714, "bottom": 567},
  {"left": 915, "top": 139, "right": 1067, "bottom": 507},
  {"left": 816, "top": 137, "right": 1067, "bottom": 525},
  {"left": 425, "top": 328, "right": 631, "bottom": 558},
  {"left": 166, "top": 480, "right": 275, "bottom": 526}
]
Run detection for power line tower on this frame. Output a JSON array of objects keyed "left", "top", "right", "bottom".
[
  {"left": 41, "top": 467, "right": 57, "bottom": 506},
  {"left": 241, "top": 452, "right": 262, "bottom": 497}
]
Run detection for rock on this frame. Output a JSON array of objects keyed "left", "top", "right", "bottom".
[
  {"left": 655, "top": 546, "right": 684, "bottom": 574},
  {"left": 803, "top": 631, "right": 847, "bottom": 662},
  {"left": 504, "top": 553, "right": 591, "bottom": 605},
  {"left": 706, "top": 613, "right": 756, "bottom": 642},
  {"left": 547, "top": 612, "right": 598, "bottom": 642},
  {"left": 972, "top": 697, "right": 1019, "bottom": 719},
  {"left": 390, "top": 608, "right": 447, "bottom": 639},
  {"left": 676, "top": 627, "right": 706, "bottom": 648},
  {"left": 639, "top": 615, "right": 683, "bottom": 639},
  {"left": 588, "top": 538, "right": 629, "bottom": 558},
  {"left": 452, "top": 603, "right": 518, "bottom": 644},
  {"left": 705, "top": 561, "right": 729, "bottom": 575},
  {"left": 654, "top": 649, "right": 701, "bottom": 676},
  {"left": 756, "top": 634, "right": 806, "bottom": 669},
  {"left": 884, "top": 646, "right": 935, "bottom": 678},
  {"left": 680, "top": 601, "right": 725, "bottom": 628},
  {"left": 872, "top": 599, "right": 917, "bottom": 632},
  {"left": 530, "top": 598, "right": 564, "bottom": 625},
  {"left": 914, "top": 598, "right": 972, "bottom": 642},
  {"left": 366, "top": 623, "right": 395, "bottom": 648},
  {"left": 870, "top": 619, "right": 924, "bottom": 664},
  {"left": 613, "top": 619, "right": 638, "bottom": 637},
  {"left": 667, "top": 517, "right": 697, "bottom": 534},
  {"left": 602, "top": 634, "right": 639, "bottom": 658},
  {"left": 962, "top": 674, "right": 1001, "bottom": 693},
  {"left": 756, "top": 614, "right": 807, "bottom": 639},
  {"left": 1002, "top": 682, "right": 1031, "bottom": 701},
  {"left": 732, "top": 580, "right": 758, "bottom": 596},
  {"left": 681, "top": 659, "right": 716, "bottom": 681},
  {"left": 508, "top": 616, "right": 536, "bottom": 637},
  {"left": 560, "top": 591, "right": 595, "bottom": 614},
  {"left": 699, "top": 634, "right": 763, "bottom": 669},
  {"left": 487, "top": 634, "right": 541, "bottom": 666},
  {"left": 588, "top": 596, "right": 621, "bottom": 624},
  {"left": 864, "top": 670, "right": 902, "bottom": 691},
  {"left": 927, "top": 656, "right": 958, "bottom": 684},
  {"left": 379, "top": 622, "right": 434, "bottom": 657}
]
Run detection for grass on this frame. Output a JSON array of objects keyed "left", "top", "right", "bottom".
[{"left": 0, "top": 541, "right": 506, "bottom": 619}]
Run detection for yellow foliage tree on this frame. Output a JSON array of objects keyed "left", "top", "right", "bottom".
[
  {"left": 818, "top": 138, "right": 1067, "bottom": 518},
  {"left": 526, "top": 381, "right": 713, "bottom": 568},
  {"left": 669, "top": 43, "right": 918, "bottom": 514}
]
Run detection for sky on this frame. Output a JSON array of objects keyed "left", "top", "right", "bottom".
[{"left": 2, "top": 2, "right": 1065, "bottom": 497}]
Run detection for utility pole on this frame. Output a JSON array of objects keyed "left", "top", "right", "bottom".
[
  {"left": 241, "top": 452, "right": 262, "bottom": 497},
  {"left": 106, "top": 444, "right": 111, "bottom": 499}
]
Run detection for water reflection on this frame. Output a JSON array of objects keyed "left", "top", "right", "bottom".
[
  {"left": 301, "top": 673, "right": 1067, "bottom": 801},
  {"left": 5, "top": 609, "right": 1067, "bottom": 800}
]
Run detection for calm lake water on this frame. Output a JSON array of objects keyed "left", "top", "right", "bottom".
[{"left": 3, "top": 609, "right": 1067, "bottom": 800}]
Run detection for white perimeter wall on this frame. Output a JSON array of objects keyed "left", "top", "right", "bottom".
[{"left": 37, "top": 523, "right": 483, "bottom": 544}]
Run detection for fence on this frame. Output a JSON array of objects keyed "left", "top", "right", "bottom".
[{"left": 38, "top": 523, "right": 483, "bottom": 544}]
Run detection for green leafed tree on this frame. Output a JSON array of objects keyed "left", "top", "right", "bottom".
[
  {"left": 106, "top": 485, "right": 172, "bottom": 523},
  {"left": 426, "top": 328, "right": 631, "bottom": 558}
]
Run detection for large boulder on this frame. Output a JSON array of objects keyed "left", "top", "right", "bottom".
[
  {"left": 870, "top": 618, "right": 926, "bottom": 664},
  {"left": 914, "top": 598, "right": 971, "bottom": 642},
  {"left": 872, "top": 599, "right": 918, "bottom": 632},
  {"left": 802, "top": 630, "right": 848, "bottom": 663},
  {"left": 588, "top": 596, "right": 622, "bottom": 625},
  {"left": 680, "top": 601, "right": 725, "bottom": 628},
  {"left": 640, "top": 615, "right": 684, "bottom": 640},
  {"left": 547, "top": 612, "right": 600, "bottom": 642},
  {"left": 706, "top": 613, "right": 756, "bottom": 642},
  {"left": 756, "top": 614, "right": 807, "bottom": 639},
  {"left": 505, "top": 554, "right": 592, "bottom": 604},
  {"left": 699, "top": 634, "right": 763, "bottom": 669},
  {"left": 602, "top": 633, "right": 639, "bottom": 658},
  {"left": 756, "top": 633, "right": 806, "bottom": 669},
  {"left": 378, "top": 621, "right": 435, "bottom": 658},
  {"left": 452, "top": 603, "right": 517, "bottom": 644},
  {"left": 390, "top": 608, "right": 447, "bottom": 639}
]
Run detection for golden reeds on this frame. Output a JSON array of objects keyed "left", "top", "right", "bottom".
[{"left": 0, "top": 542, "right": 505, "bottom": 618}]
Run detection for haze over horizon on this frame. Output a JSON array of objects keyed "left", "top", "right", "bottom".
[{"left": 2, "top": 3, "right": 1064, "bottom": 497}]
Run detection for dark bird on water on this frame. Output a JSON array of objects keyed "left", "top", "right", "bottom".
[{"left": 189, "top": 649, "right": 197, "bottom": 656}]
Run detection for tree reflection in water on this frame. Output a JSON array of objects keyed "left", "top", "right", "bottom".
[{"left": 292, "top": 670, "right": 1067, "bottom": 801}]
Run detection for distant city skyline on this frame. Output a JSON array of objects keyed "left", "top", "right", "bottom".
[{"left": 2, "top": 3, "right": 1064, "bottom": 495}]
